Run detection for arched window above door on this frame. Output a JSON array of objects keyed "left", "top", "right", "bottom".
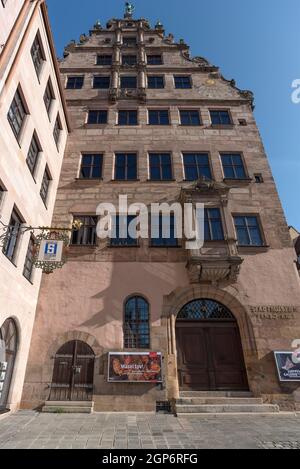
[
  {"left": 124, "top": 296, "right": 150, "bottom": 349},
  {"left": 177, "top": 299, "right": 235, "bottom": 321}
]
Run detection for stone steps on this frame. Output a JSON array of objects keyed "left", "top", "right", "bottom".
[
  {"left": 42, "top": 401, "right": 94, "bottom": 414},
  {"left": 175, "top": 392, "right": 280, "bottom": 415},
  {"left": 176, "top": 397, "right": 264, "bottom": 405},
  {"left": 176, "top": 403, "right": 280, "bottom": 414},
  {"left": 179, "top": 391, "right": 253, "bottom": 398}
]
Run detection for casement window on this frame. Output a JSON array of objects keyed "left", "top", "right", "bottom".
[
  {"left": 180, "top": 110, "right": 201, "bottom": 126},
  {"left": 87, "top": 110, "right": 108, "bottom": 124},
  {"left": 43, "top": 79, "right": 55, "bottom": 115},
  {"left": 53, "top": 114, "right": 62, "bottom": 146},
  {"left": 31, "top": 32, "right": 45, "bottom": 77},
  {"left": 71, "top": 216, "right": 97, "bottom": 246},
  {"left": 204, "top": 208, "right": 224, "bottom": 241},
  {"left": 124, "top": 296, "right": 150, "bottom": 349},
  {"left": 115, "top": 153, "right": 137, "bottom": 180},
  {"left": 93, "top": 76, "right": 111, "bottom": 89},
  {"left": 183, "top": 153, "right": 212, "bottom": 181},
  {"left": 2, "top": 208, "right": 23, "bottom": 263},
  {"left": 97, "top": 55, "right": 112, "bottom": 65},
  {"left": 7, "top": 88, "right": 28, "bottom": 140},
  {"left": 149, "top": 153, "right": 172, "bottom": 181},
  {"left": 148, "top": 110, "right": 169, "bottom": 125},
  {"left": 111, "top": 215, "right": 138, "bottom": 247},
  {"left": 66, "top": 76, "right": 84, "bottom": 89},
  {"left": 26, "top": 133, "right": 41, "bottom": 176},
  {"left": 40, "top": 166, "right": 51, "bottom": 206},
  {"left": 123, "top": 37, "right": 137, "bottom": 46},
  {"left": 0, "top": 183, "right": 6, "bottom": 206},
  {"left": 174, "top": 76, "right": 192, "bottom": 89},
  {"left": 221, "top": 153, "right": 247, "bottom": 179},
  {"left": 23, "top": 236, "right": 35, "bottom": 282},
  {"left": 234, "top": 216, "right": 264, "bottom": 246},
  {"left": 210, "top": 110, "right": 232, "bottom": 125},
  {"left": 147, "top": 55, "right": 163, "bottom": 65},
  {"left": 118, "top": 110, "right": 138, "bottom": 125},
  {"left": 151, "top": 213, "right": 178, "bottom": 247},
  {"left": 80, "top": 154, "right": 103, "bottom": 179},
  {"left": 122, "top": 55, "right": 137, "bottom": 66},
  {"left": 120, "top": 76, "right": 137, "bottom": 89},
  {"left": 147, "top": 76, "right": 164, "bottom": 89}
]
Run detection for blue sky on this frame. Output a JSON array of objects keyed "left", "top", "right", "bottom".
[{"left": 48, "top": 0, "right": 300, "bottom": 230}]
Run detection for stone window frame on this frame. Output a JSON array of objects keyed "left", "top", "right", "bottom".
[
  {"left": 40, "top": 164, "right": 52, "bottom": 208},
  {"left": 121, "top": 54, "right": 138, "bottom": 66},
  {"left": 78, "top": 153, "right": 104, "bottom": 180},
  {"left": 232, "top": 213, "right": 267, "bottom": 249},
  {"left": 147, "top": 108, "right": 171, "bottom": 125},
  {"left": 2, "top": 205, "right": 25, "bottom": 266},
  {"left": 148, "top": 152, "right": 174, "bottom": 181},
  {"left": 53, "top": 113, "right": 63, "bottom": 149},
  {"left": 173, "top": 75, "right": 193, "bottom": 89},
  {"left": 26, "top": 131, "right": 42, "bottom": 179},
  {"left": 178, "top": 108, "right": 202, "bottom": 126},
  {"left": 123, "top": 295, "right": 151, "bottom": 349},
  {"left": 7, "top": 85, "right": 29, "bottom": 143},
  {"left": 204, "top": 207, "right": 225, "bottom": 242},
  {"left": 43, "top": 77, "right": 56, "bottom": 119},
  {"left": 219, "top": 152, "right": 251, "bottom": 181},
  {"left": 147, "top": 75, "right": 165, "bottom": 89},
  {"left": 182, "top": 151, "right": 214, "bottom": 182},
  {"left": 0, "top": 179, "right": 7, "bottom": 212},
  {"left": 70, "top": 215, "right": 98, "bottom": 247},
  {"left": 209, "top": 108, "right": 234, "bottom": 128},
  {"left": 113, "top": 152, "right": 138, "bottom": 181},
  {"left": 22, "top": 234, "right": 36, "bottom": 284},
  {"left": 30, "top": 30, "right": 46, "bottom": 80},
  {"left": 92, "top": 75, "right": 111, "bottom": 89},
  {"left": 65, "top": 75, "right": 85, "bottom": 90},
  {"left": 96, "top": 54, "right": 113, "bottom": 66},
  {"left": 110, "top": 214, "right": 139, "bottom": 248},
  {"left": 147, "top": 54, "right": 164, "bottom": 66},
  {"left": 117, "top": 110, "right": 139, "bottom": 126},
  {"left": 120, "top": 75, "right": 138, "bottom": 89},
  {"left": 86, "top": 109, "right": 109, "bottom": 125}
]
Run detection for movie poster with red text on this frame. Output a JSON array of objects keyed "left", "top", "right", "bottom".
[{"left": 108, "top": 352, "right": 163, "bottom": 383}]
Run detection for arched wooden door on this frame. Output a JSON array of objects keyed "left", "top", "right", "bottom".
[
  {"left": 49, "top": 340, "right": 95, "bottom": 401},
  {"left": 0, "top": 318, "right": 18, "bottom": 411},
  {"left": 176, "top": 299, "right": 248, "bottom": 391}
]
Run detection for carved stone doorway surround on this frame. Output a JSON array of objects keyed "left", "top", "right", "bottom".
[{"left": 161, "top": 285, "right": 258, "bottom": 400}]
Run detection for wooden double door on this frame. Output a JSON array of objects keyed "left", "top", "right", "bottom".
[
  {"left": 176, "top": 321, "right": 248, "bottom": 391},
  {"left": 49, "top": 340, "right": 95, "bottom": 401}
]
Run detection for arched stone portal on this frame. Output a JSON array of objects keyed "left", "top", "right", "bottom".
[
  {"left": 0, "top": 318, "right": 18, "bottom": 411},
  {"left": 49, "top": 340, "right": 95, "bottom": 402},
  {"left": 162, "top": 286, "right": 257, "bottom": 399},
  {"left": 176, "top": 299, "right": 249, "bottom": 391}
]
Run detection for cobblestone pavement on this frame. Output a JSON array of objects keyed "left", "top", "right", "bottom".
[{"left": 0, "top": 411, "right": 300, "bottom": 449}]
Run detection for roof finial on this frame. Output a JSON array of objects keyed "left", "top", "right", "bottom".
[{"left": 124, "top": 2, "right": 135, "bottom": 18}]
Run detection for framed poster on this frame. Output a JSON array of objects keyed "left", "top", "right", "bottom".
[
  {"left": 108, "top": 352, "right": 163, "bottom": 383},
  {"left": 274, "top": 351, "right": 300, "bottom": 382}
]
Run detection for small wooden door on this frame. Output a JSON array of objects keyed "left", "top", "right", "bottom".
[
  {"left": 176, "top": 321, "right": 248, "bottom": 391},
  {"left": 49, "top": 340, "right": 95, "bottom": 401}
]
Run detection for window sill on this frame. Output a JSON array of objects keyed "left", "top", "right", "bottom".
[
  {"left": 210, "top": 124, "right": 234, "bottom": 129},
  {"left": 75, "top": 178, "right": 103, "bottom": 182},
  {"left": 150, "top": 244, "right": 182, "bottom": 249},
  {"left": 23, "top": 274, "right": 34, "bottom": 285},
  {"left": 2, "top": 253, "right": 17, "bottom": 268},
  {"left": 110, "top": 179, "right": 140, "bottom": 183},
  {"left": 179, "top": 124, "right": 202, "bottom": 127},
  {"left": 109, "top": 244, "right": 140, "bottom": 248},
  {"left": 147, "top": 124, "right": 171, "bottom": 126},
  {"left": 223, "top": 178, "right": 252, "bottom": 184},
  {"left": 69, "top": 244, "right": 97, "bottom": 249},
  {"left": 146, "top": 179, "right": 176, "bottom": 183},
  {"left": 237, "top": 245, "right": 270, "bottom": 254},
  {"left": 85, "top": 124, "right": 108, "bottom": 128}
]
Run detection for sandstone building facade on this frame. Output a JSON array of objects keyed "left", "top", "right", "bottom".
[
  {"left": 0, "top": 0, "right": 69, "bottom": 412},
  {"left": 21, "top": 11, "right": 300, "bottom": 412}
]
